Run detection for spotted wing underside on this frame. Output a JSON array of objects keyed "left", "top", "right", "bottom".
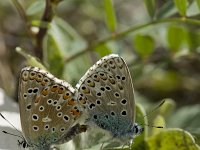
[
  {"left": 19, "top": 67, "right": 84, "bottom": 147},
  {"left": 76, "top": 54, "right": 135, "bottom": 136}
]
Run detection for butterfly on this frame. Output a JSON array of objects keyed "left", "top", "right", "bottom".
[
  {"left": 75, "top": 54, "right": 143, "bottom": 147},
  {"left": 18, "top": 66, "right": 87, "bottom": 150}
]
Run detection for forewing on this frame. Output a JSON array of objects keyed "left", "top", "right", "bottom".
[
  {"left": 19, "top": 67, "right": 82, "bottom": 146},
  {"left": 76, "top": 54, "right": 135, "bottom": 133}
]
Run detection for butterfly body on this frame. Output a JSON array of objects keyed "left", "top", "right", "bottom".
[
  {"left": 18, "top": 66, "right": 86, "bottom": 149},
  {"left": 76, "top": 54, "right": 143, "bottom": 142}
]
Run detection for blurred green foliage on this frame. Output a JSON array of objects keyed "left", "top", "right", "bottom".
[{"left": 0, "top": 0, "right": 200, "bottom": 150}]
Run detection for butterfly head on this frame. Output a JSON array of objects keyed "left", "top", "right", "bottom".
[{"left": 132, "top": 123, "right": 144, "bottom": 136}]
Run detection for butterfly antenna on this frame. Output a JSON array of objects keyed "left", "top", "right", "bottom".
[
  {"left": 0, "top": 113, "right": 24, "bottom": 138},
  {"left": 143, "top": 99, "right": 165, "bottom": 118},
  {"left": 2, "top": 130, "right": 24, "bottom": 140},
  {"left": 141, "top": 124, "right": 164, "bottom": 129}
]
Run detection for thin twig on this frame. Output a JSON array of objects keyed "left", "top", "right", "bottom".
[
  {"left": 10, "top": 0, "right": 27, "bottom": 22},
  {"left": 64, "top": 17, "right": 200, "bottom": 63},
  {"left": 34, "top": 0, "right": 54, "bottom": 59}
]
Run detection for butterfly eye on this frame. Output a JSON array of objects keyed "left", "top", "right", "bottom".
[
  {"left": 21, "top": 70, "right": 29, "bottom": 81},
  {"left": 29, "top": 71, "right": 36, "bottom": 80}
]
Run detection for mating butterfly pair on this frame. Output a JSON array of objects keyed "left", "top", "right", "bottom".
[{"left": 18, "top": 54, "right": 143, "bottom": 149}]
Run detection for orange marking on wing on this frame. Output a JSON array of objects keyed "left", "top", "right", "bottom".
[
  {"left": 41, "top": 89, "right": 49, "bottom": 96},
  {"left": 70, "top": 109, "right": 81, "bottom": 116},
  {"left": 29, "top": 72, "right": 36, "bottom": 80},
  {"left": 36, "top": 75, "right": 43, "bottom": 82},
  {"left": 63, "top": 95, "right": 69, "bottom": 100},
  {"left": 35, "top": 96, "right": 41, "bottom": 103},
  {"left": 51, "top": 85, "right": 58, "bottom": 92},
  {"left": 58, "top": 87, "right": 65, "bottom": 94},
  {"left": 41, "top": 81, "right": 47, "bottom": 86},
  {"left": 68, "top": 99, "right": 76, "bottom": 106}
]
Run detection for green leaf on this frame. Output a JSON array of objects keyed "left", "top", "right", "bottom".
[
  {"left": 159, "top": 98, "right": 176, "bottom": 118},
  {"left": 26, "top": 0, "right": 45, "bottom": 16},
  {"left": 104, "top": 0, "right": 117, "bottom": 32},
  {"left": 16, "top": 47, "right": 46, "bottom": 70},
  {"left": 197, "top": 0, "right": 200, "bottom": 10},
  {"left": 167, "top": 25, "right": 185, "bottom": 52},
  {"left": 157, "top": 1, "right": 175, "bottom": 19},
  {"left": 151, "top": 115, "right": 165, "bottom": 136},
  {"left": 144, "top": 0, "right": 156, "bottom": 18},
  {"left": 44, "top": 17, "right": 88, "bottom": 80},
  {"left": 44, "top": 33, "right": 64, "bottom": 78},
  {"left": 147, "top": 129, "right": 200, "bottom": 150},
  {"left": 133, "top": 34, "right": 155, "bottom": 58},
  {"left": 185, "top": 30, "right": 200, "bottom": 51},
  {"left": 95, "top": 44, "right": 112, "bottom": 57},
  {"left": 173, "top": 0, "right": 188, "bottom": 16}
]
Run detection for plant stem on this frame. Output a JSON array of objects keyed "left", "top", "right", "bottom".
[{"left": 64, "top": 17, "right": 200, "bottom": 63}]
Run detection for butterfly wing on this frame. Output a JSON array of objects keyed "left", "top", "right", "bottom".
[
  {"left": 76, "top": 54, "right": 135, "bottom": 138},
  {"left": 18, "top": 67, "right": 83, "bottom": 148}
]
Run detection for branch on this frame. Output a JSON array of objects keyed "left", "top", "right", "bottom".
[
  {"left": 34, "top": 0, "right": 54, "bottom": 60},
  {"left": 64, "top": 17, "right": 200, "bottom": 63},
  {"left": 11, "top": 0, "right": 27, "bottom": 22}
]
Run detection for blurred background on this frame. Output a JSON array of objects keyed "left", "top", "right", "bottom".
[{"left": 0, "top": 0, "right": 200, "bottom": 150}]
